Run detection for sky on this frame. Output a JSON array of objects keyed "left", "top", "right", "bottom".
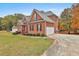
[{"left": 0, "top": 3, "right": 73, "bottom": 17}]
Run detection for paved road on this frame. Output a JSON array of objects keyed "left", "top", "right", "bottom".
[{"left": 43, "top": 34, "right": 79, "bottom": 56}]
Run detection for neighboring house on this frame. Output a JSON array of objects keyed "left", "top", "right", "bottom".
[
  {"left": 11, "top": 25, "right": 18, "bottom": 33},
  {"left": 17, "top": 9, "right": 59, "bottom": 36}
]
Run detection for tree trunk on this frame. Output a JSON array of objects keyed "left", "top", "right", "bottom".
[{"left": 68, "top": 31, "right": 70, "bottom": 34}]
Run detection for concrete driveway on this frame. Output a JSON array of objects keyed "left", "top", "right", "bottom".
[{"left": 43, "top": 34, "right": 79, "bottom": 56}]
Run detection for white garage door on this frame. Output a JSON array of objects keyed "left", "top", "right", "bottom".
[{"left": 46, "top": 27, "right": 54, "bottom": 36}]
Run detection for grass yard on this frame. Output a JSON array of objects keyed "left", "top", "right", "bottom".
[{"left": 0, "top": 31, "right": 53, "bottom": 56}]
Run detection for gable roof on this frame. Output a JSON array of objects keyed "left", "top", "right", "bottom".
[
  {"left": 45, "top": 11, "right": 54, "bottom": 16},
  {"left": 17, "top": 9, "right": 58, "bottom": 25},
  {"left": 17, "top": 16, "right": 31, "bottom": 25},
  {"left": 22, "top": 16, "right": 31, "bottom": 23},
  {"left": 32, "top": 9, "right": 55, "bottom": 23}
]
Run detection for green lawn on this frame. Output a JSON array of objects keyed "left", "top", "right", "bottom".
[{"left": 0, "top": 31, "right": 53, "bottom": 56}]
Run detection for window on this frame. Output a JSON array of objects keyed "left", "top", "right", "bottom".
[
  {"left": 37, "top": 24, "right": 42, "bottom": 31},
  {"left": 34, "top": 13, "right": 37, "bottom": 21},
  {"left": 30, "top": 24, "right": 34, "bottom": 31}
]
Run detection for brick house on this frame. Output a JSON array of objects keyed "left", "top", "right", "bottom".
[{"left": 17, "top": 9, "right": 59, "bottom": 36}]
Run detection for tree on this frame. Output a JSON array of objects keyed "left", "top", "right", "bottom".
[
  {"left": 1, "top": 17, "right": 9, "bottom": 30},
  {"left": 72, "top": 3, "right": 79, "bottom": 33},
  {"left": 0, "top": 17, "right": 3, "bottom": 30},
  {"left": 0, "top": 14, "right": 25, "bottom": 31},
  {"left": 1, "top": 15, "right": 17, "bottom": 31},
  {"left": 60, "top": 8, "right": 72, "bottom": 34}
]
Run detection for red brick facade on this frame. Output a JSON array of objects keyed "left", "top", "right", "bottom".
[
  {"left": 19, "top": 9, "right": 59, "bottom": 36},
  {"left": 28, "top": 21, "right": 46, "bottom": 35}
]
